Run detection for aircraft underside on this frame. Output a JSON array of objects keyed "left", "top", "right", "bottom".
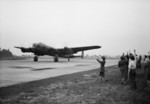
[
  {"left": 33, "top": 52, "right": 85, "bottom": 62},
  {"left": 33, "top": 55, "right": 67, "bottom": 62}
]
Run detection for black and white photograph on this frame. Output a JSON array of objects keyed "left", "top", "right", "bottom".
[{"left": 0, "top": 0, "right": 150, "bottom": 104}]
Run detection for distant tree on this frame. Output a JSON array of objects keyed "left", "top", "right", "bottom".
[{"left": 0, "top": 49, "right": 13, "bottom": 58}]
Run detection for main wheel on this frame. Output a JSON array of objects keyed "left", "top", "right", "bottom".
[{"left": 34, "top": 56, "right": 38, "bottom": 62}]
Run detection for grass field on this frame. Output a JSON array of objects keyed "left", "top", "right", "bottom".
[{"left": 1, "top": 65, "right": 150, "bottom": 104}]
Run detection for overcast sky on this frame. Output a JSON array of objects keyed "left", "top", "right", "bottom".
[{"left": 0, "top": 0, "right": 150, "bottom": 56}]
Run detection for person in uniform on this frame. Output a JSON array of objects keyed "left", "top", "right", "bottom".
[
  {"left": 118, "top": 56, "right": 128, "bottom": 84},
  {"left": 97, "top": 56, "right": 107, "bottom": 82},
  {"left": 140, "top": 55, "right": 148, "bottom": 89},
  {"left": 147, "top": 56, "right": 150, "bottom": 81},
  {"left": 145, "top": 55, "right": 150, "bottom": 84}
]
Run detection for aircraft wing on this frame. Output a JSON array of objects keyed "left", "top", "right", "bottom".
[{"left": 71, "top": 45, "right": 101, "bottom": 53}]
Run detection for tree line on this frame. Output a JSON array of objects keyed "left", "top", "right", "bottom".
[{"left": 0, "top": 48, "right": 13, "bottom": 58}]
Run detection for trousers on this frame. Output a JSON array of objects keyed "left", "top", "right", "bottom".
[{"left": 129, "top": 69, "right": 137, "bottom": 89}]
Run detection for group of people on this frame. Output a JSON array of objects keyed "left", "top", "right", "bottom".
[
  {"left": 118, "top": 50, "right": 150, "bottom": 90},
  {"left": 96, "top": 50, "right": 150, "bottom": 90}
]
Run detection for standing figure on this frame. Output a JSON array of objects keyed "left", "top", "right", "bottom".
[
  {"left": 145, "top": 55, "right": 150, "bottom": 84},
  {"left": 140, "top": 55, "right": 147, "bottom": 89},
  {"left": 97, "top": 56, "right": 107, "bottom": 82},
  {"left": 118, "top": 56, "right": 128, "bottom": 84},
  {"left": 137, "top": 55, "right": 142, "bottom": 69},
  {"left": 128, "top": 55, "right": 137, "bottom": 90},
  {"left": 146, "top": 56, "right": 150, "bottom": 81}
]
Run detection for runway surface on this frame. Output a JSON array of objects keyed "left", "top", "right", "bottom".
[{"left": 0, "top": 58, "right": 118, "bottom": 87}]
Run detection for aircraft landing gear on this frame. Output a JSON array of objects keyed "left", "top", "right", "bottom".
[
  {"left": 81, "top": 51, "right": 84, "bottom": 59},
  {"left": 54, "top": 55, "right": 58, "bottom": 62},
  {"left": 34, "top": 56, "right": 38, "bottom": 62},
  {"left": 68, "top": 58, "right": 70, "bottom": 61}
]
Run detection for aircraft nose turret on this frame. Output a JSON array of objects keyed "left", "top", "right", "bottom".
[{"left": 14, "top": 46, "right": 27, "bottom": 52}]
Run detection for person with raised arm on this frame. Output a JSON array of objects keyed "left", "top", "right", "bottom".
[{"left": 97, "top": 55, "right": 107, "bottom": 82}]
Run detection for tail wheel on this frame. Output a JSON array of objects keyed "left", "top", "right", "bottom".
[
  {"left": 34, "top": 56, "right": 38, "bottom": 62},
  {"left": 54, "top": 55, "right": 58, "bottom": 62},
  {"left": 68, "top": 58, "right": 70, "bottom": 61},
  {"left": 81, "top": 51, "right": 84, "bottom": 59}
]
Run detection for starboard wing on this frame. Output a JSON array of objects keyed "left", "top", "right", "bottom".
[{"left": 71, "top": 45, "right": 101, "bottom": 53}]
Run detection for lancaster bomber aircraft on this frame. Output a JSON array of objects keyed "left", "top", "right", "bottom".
[{"left": 15, "top": 43, "right": 101, "bottom": 62}]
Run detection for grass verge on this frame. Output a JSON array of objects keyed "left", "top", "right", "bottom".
[{"left": 0, "top": 65, "right": 150, "bottom": 104}]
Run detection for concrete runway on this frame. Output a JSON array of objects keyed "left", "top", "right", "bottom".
[{"left": 0, "top": 58, "right": 118, "bottom": 87}]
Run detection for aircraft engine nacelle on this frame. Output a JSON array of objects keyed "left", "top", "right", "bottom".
[
  {"left": 64, "top": 47, "right": 73, "bottom": 55},
  {"left": 22, "top": 48, "right": 33, "bottom": 52}
]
